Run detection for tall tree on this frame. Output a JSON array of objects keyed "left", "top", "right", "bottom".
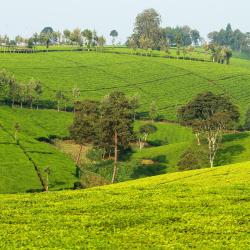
[
  {"left": 133, "top": 8, "right": 161, "bottom": 49},
  {"left": 82, "top": 29, "right": 93, "bottom": 50},
  {"left": 190, "top": 29, "right": 200, "bottom": 45},
  {"left": 63, "top": 29, "right": 71, "bottom": 44},
  {"left": 39, "top": 27, "right": 55, "bottom": 49},
  {"left": 70, "top": 28, "right": 82, "bottom": 46},
  {"left": 178, "top": 92, "right": 240, "bottom": 168},
  {"left": 97, "top": 36, "right": 106, "bottom": 51},
  {"left": 70, "top": 100, "right": 100, "bottom": 174},
  {"left": 110, "top": 30, "right": 118, "bottom": 48},
  {"left": 100, "top": 92, "right": 135, "bottom": 183}
]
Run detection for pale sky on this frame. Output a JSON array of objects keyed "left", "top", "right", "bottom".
[{"left": 1, "top": 0, "right": 249, "bottom": 43}]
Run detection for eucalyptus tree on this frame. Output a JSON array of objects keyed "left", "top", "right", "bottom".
[
  {"left": 100, "top": 91, "right": 135, "bottom": 183},
  {"left": 178, "top": 92, "right": 240, "bottom": 168},
  {"left": 82, "top": 29, "right": 93, "bottom": 50},
  {"left": 97, "top": 36, "right": 106, "bottom": 51}
]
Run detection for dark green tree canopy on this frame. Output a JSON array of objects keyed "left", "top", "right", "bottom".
[
  {"left": 110, "top": 30, "right": 118, "bottom": 37},
  {"left": 132, "top": 8, "right": 162, "bottom": 49},
  {"left": 139, "top": 124, "right": 157, "bottom": 136},
  {"left": 100, "top": 91, "right": 134, "bottom": 148},
  {"left": 70, "top": 100, "right": 100, "bottom": 145},
  {"left": 41, "top": 27, "right": 54, "bottom": 34},
  {"left": 178, "top": 92, "right": 240, "bottom": 127}
]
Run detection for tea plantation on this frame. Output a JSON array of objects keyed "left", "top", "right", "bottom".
[
  {"left": 1, "top": 51, "right": 250, "bottom": 121},
  {"left": 0, "top": 162, "right": 249, "bottom": 249}
]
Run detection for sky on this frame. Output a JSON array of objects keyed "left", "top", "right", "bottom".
[{"left": 1, "top": 0, "right": 249, "bottom": 44}]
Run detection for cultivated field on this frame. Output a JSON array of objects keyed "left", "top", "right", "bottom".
[
  {"left": 0, "top": 163, "right": 249, "bottom": 249},
  {"left": 0, "top": 51, "right": 250, "bottom": 121}
]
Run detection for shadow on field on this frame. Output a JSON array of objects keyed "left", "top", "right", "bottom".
[
  {"left": 131, "top": 163, "right": 166, "bottom": 179},
  {"left": 216, "top": 144, "right": 245, "bottom": 165},
  {"left": 223, "top": 132, "right": 249, "bottom": 142},
  {"left": 50, "top": 181, "right": 66, "bottom": 188}
]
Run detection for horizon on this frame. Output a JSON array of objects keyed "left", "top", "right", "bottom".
[{"left": 1, "top": 0, "right": 250, "bottom": 43}]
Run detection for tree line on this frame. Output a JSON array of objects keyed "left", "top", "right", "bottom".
[
  {"left": 127, "top": 8, "right": 201, "bottom": 51},
  {"left": 208, "top": 24, "right": 250, "bottom": 54},
  {"left": 0, "top": 70, "right": 42, "bottom": 109},
  {"left": 0, "top": 27, "right": 120, "bottom": 50}
]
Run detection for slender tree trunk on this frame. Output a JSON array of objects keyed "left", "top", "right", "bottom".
[
  {"left": 111, "top": 130, "right": 118, "bottom": 184},
  {"left": 75, "top": 144, "right": 83, "bottom": 166},
  {"left": 45, "top": 174, "right": 49, "bottom": 192},
  {"left": 195, "top": 133, "right": 201, "bottom": 146}
]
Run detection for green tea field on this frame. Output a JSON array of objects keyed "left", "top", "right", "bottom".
[
  {"left": 0, "top": 162, "right": 249, "bottom": 249},
  {"left": 1, "top": 51, "right": 250, "bottom": 121}
]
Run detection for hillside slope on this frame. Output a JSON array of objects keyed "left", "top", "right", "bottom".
[
  {"left": 1, "top": 51, "right": 250, "bottom": 121},
  {"left": 0, "top": 162, "right": 249, "bottom": 249}
]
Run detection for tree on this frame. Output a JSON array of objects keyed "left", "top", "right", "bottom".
[
  {"left": 44, "top": 167, "right": 51, "bottom": 192},
  {"left": 190, "top": 29, "right": 200, "bottom": 46},
  {"left": 63, "top": 29, "right": 71, "bottom": 44},
  {"left": 82, "top": 29, "right": 93, "bottom": 50},
  {"left": 72, "top": 87, "right": 81, "bottom": 113},
  {"left": 149, "top": 101, "right": 158, "bottom": 122},
  {"left": 39, "top": 27, "right": 55, "bottom": 49},
  {"left": 32, "top": 33, "right": 39, "bottom": 46},
  {"left": 110, "top": 30, "right": 118, "bottom": 48},
  {"left": 55, "top": 91, "right": 66, "bottom": 111},
  {"left": 26, "top": 79, "right": 42, "bottom": 109},
  {"left": 139, "top": 35, "right": 153, "bottom": 55},
  {"left": 159, "top": 38, "right": 170, "bottom": 55},
  {"left": 97, "top": 36, "right": 106, "bottom": 51},
  {"left": 127, "top": 37, "right": 137, "bottom": 54},
  {"left": 178, "top": 92, "right": 240, "bottom": 168},
  {"left": 130, "top": 94, "right": 140, "bottom": 120},
  {"left": 100, "top": 91, "right": 135, "bottom": 183},
  {"left": 69, "top": 100, "right": 100, "bottom": 176},
  {"left": 70, "top": 28, "right": 82, "bottom": 46},
  {"left": 133, "top": 8, "right": 161, "bottom": 49},
  {"left": 138, "top": 123, "right": 157, "bottom": 149},
  {"left": 0, "top": 70, "right": 15, "bottom": 102},
  {"left": 9, "top": 81, "right": 20, "bottom": 108}
]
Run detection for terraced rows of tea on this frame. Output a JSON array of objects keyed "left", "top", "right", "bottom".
[
  {"left": 1, "top": 163, "right": 249, "bottom": 249},
  {"left": 1, "top": 51, "right": 250, "bottom": 120}
]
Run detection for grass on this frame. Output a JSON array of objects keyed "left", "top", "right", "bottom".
[{"left": 0, "top": 162, "right": 249, "bottom": 249}]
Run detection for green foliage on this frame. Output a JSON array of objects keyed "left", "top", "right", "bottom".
[
  {"left": 70, "top": 100, "right": 100, "bottom": 145},
  {"left": 0, "top": 163, "right": 249, "bottom": 248},
  {"left": 178, "top": 146, "right": 208, "bottom": 171}
]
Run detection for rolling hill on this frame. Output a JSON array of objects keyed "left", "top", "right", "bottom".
[
  {"left": 1, "top": 49, "right": 250, "bottom": 194},
  {"left": 0, "top": 50, "right": 250, "bottom": 121},
  {"left": 0, "top": 162, "right": 249, "bottom": 249}
]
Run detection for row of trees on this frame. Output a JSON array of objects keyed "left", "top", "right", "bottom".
[
  {"left": 0, "top": 70, "right": 42, "bottom": 108},
  {"left": 127, "top": 8, "right": 201, "bottom": 50},
  {"left": 1, "top": 28, "right": 120, "bottom": 50},
  {"left": 205, "top": 44, "right": 233, "bottom": 64},
  {"left": 208, "top": 24, "right": 250, "bottom": 52}
]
